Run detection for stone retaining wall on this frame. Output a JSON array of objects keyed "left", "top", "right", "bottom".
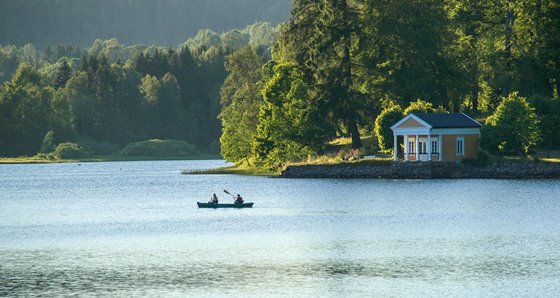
[{"left": 280, "top": 161, "right": 560, "bottom": 179}]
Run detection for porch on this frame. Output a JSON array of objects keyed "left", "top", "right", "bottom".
[{"left": 393, "top": 134, "right": 442, "bottom": 161}]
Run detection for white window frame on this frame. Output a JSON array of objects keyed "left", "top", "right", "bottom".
[
  {"left": 419, "top": 141, "right": 426, "bottom": 154},
  {"left": 431, "top": 140, "right": 438, "bottom": 154},
  {"left": 408, "top": 140, "right": 415, "bottom": 154},
  {"left": 456, "top": 137, "right": 465, "bottom": 156}
]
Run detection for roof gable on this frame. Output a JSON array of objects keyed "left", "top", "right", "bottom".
[
  {"left": 399, "top": 118, "right": 425, "bottom": 128},
  {"left": 391, "top": 114, "right": 432, "bottom": 131}
]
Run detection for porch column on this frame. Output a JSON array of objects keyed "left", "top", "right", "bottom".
[
  {"left": 438, "top": 134, "right": 443, "bottom": 161},
  {"left": 427, "top": 134, "right": 432, "bottom": 161},
  {"left": 404, "top": 135, "right": 408, "bottom": 161},
  {"left": 415, "top": 135, "right": 419, "bottom": 161},
  {"left": 393, "top": 135, "right": 398, "bottom": 161}
]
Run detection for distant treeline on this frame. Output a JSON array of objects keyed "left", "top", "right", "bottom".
[
  {"left": 0, "top": 23, "right": 278, "bottom": 157},
  {"left": 0, "top": 0, "right": 290, "bottom": 48}
]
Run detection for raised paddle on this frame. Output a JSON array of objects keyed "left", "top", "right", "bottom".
[{"left": 223, "top": 189, "right": 236, "bottom": 198}]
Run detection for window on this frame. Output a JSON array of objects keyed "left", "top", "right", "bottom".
[
  {"left": 431, "top": 140, "right": 438, "bottom": 154},
  {"left": 419, "top": 141, "right": 426, "bottom": 154},
  {"left": 408, "top": 140, "right": 414, "bottom": 154},
  {"left": 456, "top": 137, "right": 464, "bottom": 156}
]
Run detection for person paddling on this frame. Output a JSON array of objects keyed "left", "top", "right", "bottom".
[{"left": 234, "top": 194, "right": 244, "bottom": 204}]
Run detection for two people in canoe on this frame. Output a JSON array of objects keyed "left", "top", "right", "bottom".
[{"left": 208, "top": 192, "right": 244, "bottom": 204}]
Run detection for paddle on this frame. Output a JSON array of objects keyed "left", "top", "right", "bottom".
[{"left": 223, "top": 189, "right": 236, "bottom": 198}]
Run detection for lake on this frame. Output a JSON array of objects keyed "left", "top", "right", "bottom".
[{"left": 1, "top": 160, "right": 559, "bottom": 297}]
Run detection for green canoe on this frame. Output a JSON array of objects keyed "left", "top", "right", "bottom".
[{"left": 197, "top": 202, "right": 254, "bottom": 208}]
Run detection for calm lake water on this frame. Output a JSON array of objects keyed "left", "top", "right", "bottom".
[{"left": 1, "top": 160, "right": 560, "bottom": 297}]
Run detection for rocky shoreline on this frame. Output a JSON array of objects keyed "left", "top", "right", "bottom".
[{"left": 280, "top": 161, "right": 560, "bottom": 179}]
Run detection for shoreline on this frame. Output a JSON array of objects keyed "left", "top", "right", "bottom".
[
  {"left": 280, "top": 160, "right": 560, "bottom": 179},
  {"left": 0, "top": 154, "right": 222, "bottom": 164}
]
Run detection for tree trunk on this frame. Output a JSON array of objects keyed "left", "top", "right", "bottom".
[
  {"left": 347, "top": 117, "right": 362, "bottom": 149},
  {"left": 338, "top": 0, "right": 362, "bottom": 149}
]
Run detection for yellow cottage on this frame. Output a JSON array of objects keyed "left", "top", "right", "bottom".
[{"left": 390, "top": 113, "right": 482, "bottom": 161}]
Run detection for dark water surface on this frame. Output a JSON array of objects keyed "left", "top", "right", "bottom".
[{"left": 1, "top": 160, "right": 559, "bottom": 297}]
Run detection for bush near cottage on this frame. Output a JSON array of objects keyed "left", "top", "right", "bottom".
[
  {"left": 481, "top": 92, "right": 540, "bottom": 155},
  {"left": 374, "top": 104, "right": 403, "bottom": 153}
]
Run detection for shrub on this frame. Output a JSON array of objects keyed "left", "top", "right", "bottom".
[
  {"left": 482, "top": 92, "right": 540, "bottom": 155},
  {"left": 374, "top": 105, "right": 403, "bottom": 153},
  {"left": 119, "top": 139, "right": 199, "bottom": 157},
  {"left": 51, "top": 142, "right": 90, "bottom": 159}
]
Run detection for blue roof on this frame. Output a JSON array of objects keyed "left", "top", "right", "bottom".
[{"left": 413, "top": 113, "right": 482, "bottom": 128}]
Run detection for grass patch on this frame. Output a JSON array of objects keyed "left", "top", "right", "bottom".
[
  {"left": 288, "top": 154, "right": 392, "bottom": 167},
  {"left": 325, "top": 135, "right": 376, "bottom": 155},
  {"left": 0, "top": 156, "right": 79, "bottom": 164},
  {"left": 184, "top": 163, "right": 278, "bottom": 176},
  {"left": 541, "top": 157, "right": 560, "bottom": 163}
]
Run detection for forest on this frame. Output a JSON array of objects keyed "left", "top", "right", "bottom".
[
  {"left": 220, "top": 0, "right": 560, "bottom": 169},
  {"left": 1, "top": 0, "right": 559, "bottom": 165},
  {"left": 0, "top": 22, "right": 278, "bottom": 157}
]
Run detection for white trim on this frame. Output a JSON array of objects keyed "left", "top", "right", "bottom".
[
  {"left": 393, "top": 135, "right": 397, "bottom": 161},
  {"left": 430, "top": 138, "right": 438, "bottom": 154},
  {"left": 392, "top": 128, "right": 430, "bottom": 136},
  {"left": 456, "top": 136, "right": 465, "bottom": 156},
  {"left": 407, "top": 137, "right": 414, "bottom": 159},
  {"left": 404, "top": 135, "right": 408, "bottom": 161},
  {"left": 390, "top": 113, "right": 432, "bottom": 131},
  {"left": 427, "top": 134, "right": 432, "bottom": 161},
  {"left": 431, "top": 128, "right": 481, "bottom": 135},
  {"left": 460, "top": 112, "right": 483, "bottom": 127},
  {"left": 438, "top": 134, "right": 442, "bottom": 161},
  {"left": 415, "top": 135, "right": 419, "bottom": 161}
]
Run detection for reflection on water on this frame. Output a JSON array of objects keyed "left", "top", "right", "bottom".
[
  {"left": 2, "top": 247, "right": 558, "bottom": 297},
  {"left": 1, "top": 161, "right": 560, "bottom": 296}
]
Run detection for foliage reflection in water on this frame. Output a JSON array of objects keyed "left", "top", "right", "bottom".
[{"left": 1, "top": 160, "right": 559, "bottom": 297}]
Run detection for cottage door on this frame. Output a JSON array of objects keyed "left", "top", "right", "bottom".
[{"left": 419, "top": 138, "right": 428, "bottom": 161}]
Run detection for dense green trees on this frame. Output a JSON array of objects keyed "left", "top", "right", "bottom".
[
  {"left": 208, "top": 0, "right": 560, "bottom": 167},
  {"left": 1, "top": 2, "right": 559, "bottom": 162},
  {"left": 0, "top": 64, "right": 51, "bottom": 155},
  {"left": 0, "top": 24, "right": 278, "bottom": 157},
  {"left": 219, "top": 47, "right": 265, "bottom": 165},
  {"left": 253, "top": 63, "right": 331, "bottom": 168},
  {"left": 481, "top": 93, "right": 540, "bottom": 155}
]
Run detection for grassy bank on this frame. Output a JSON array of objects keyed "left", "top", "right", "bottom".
[{"left": 184, "top": 163, "right": 278, "bottom": 176}]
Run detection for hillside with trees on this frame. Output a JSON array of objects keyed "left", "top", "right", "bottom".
[
  {"left": 1, "top": 0, "right": 559, "bottom": 165},
  {"left": 219, "top": 0, "right": 560, "bottom": 169},
  {"left": 0, "top": 23, "right": 278, "bottom": 158}
]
